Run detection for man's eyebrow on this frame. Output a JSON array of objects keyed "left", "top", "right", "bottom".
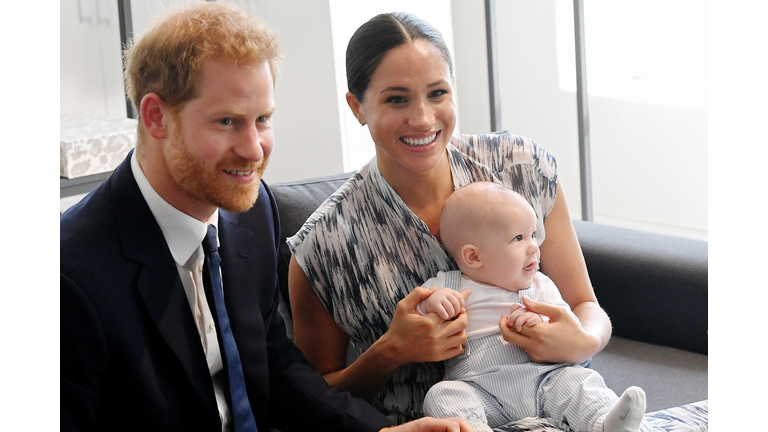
[
  {"left": 210, "top": 105, "right": 277, "bottom": 117},
  {"left": 211, "top": 108, "right": 247, "bottom": 117}
]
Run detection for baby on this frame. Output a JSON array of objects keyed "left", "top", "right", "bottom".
[{"left": 418, "top": 182, "right": 654, "bottom": 432}]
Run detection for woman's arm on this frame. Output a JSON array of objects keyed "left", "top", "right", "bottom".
[
  {"left": 288, "top": 255, "right": 469, "bottom": 401},
  {"left": 499, "top": 179, "right": 611, "bottom": 363}
]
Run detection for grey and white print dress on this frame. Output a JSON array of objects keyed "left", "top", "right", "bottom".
[{"left": 287, "top": 133, "right": 558, "bottom": 423}]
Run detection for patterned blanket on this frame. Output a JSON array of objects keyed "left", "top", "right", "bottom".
[{"left": 491, "top": 400, "right": 708, "bottom": 432}]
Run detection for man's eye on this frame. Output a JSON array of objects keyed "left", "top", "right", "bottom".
[
  {"left": 257, "top": 116, "right": 268, "bottom": 123},
  {"left": 219, "top": 118, "right": 233, "bottom": 126}
]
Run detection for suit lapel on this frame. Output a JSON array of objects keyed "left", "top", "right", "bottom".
[
  {"left": 109, "top": 153, "right": 219, "bottom": 415},
  {"left": 218, "top": 194, "right": 275, "bottom": 423},
  {"left": 218, "top": 209, "right": 263, "bottom": 344}
]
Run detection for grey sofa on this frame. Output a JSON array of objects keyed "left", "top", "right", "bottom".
[{"left": 270, "top": 173, "right": 708, "bottom": 415}]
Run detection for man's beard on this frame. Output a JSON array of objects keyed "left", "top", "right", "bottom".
[{"left": 163, "top": 126, "right": 267, "bottom": 213}]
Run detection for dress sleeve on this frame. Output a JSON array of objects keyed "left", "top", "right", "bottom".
[
  {"left": 287, "top": 223, "right": 335, "bottom": 315},
  {"left": 494, "top": 133, "right": 558, "bottom": 221}
]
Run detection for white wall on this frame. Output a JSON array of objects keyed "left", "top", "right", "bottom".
[
  {"left": 491, "top": 0, "right": 585, "bottom": 225},
  {"left": 243, "top": 0, "right": 346, "bottom": 182},
  {"left": 450, "top": 0, "right": 491, "bottom": 135},
  {"left": 60, "top": 0, "right": 127, "bottom": 118},
  {"left": 469, "top": 0, "right": 708, "bottom": 239}
]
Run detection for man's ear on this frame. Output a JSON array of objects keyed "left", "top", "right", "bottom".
[
  {"left": 346, "top": 92, "right": 366, "bottom": 125},
  {"left": 461, "top": 244, "right": 483, "bottom": 269},
  {"left": 140, "top": 93, "right": 171, "bottom": 140}
]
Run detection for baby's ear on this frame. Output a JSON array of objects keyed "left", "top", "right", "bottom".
[{"left": 461, "top": 244, "right": 482, "bottom": 269}]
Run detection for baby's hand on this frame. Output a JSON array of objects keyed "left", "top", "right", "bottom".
[
  {"left": 417, "top": 287, "right": 466, "bottom": 320},
  {"left": 507, "top": 301, "right": 545, "bottom": 332}
]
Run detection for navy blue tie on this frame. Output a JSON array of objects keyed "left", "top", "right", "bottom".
[{"left": 202, "top": 225, "right": 258, "bottom": 432}]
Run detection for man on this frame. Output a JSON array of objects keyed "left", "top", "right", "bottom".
[{"left": 60, "top": 3, "right": 471, "bottom": 432}]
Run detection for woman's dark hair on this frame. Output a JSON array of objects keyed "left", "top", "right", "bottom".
[{"left": 346, "top": 12, "right": 453, "bottom": 101}]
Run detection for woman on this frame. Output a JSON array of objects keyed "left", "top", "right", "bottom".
[{"left": 287, "top": 12, "right": 611, "bottom": 424}]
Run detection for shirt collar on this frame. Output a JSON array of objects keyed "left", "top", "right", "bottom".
[{"left": 131, "top": 151, "right": 219, "bottom": 266}]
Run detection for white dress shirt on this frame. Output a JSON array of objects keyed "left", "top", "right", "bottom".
[{"left": 131, "top": 152, "right": 232, "bottom": 432}]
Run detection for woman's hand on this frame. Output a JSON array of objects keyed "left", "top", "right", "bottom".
[
  {"left": 382, "top": 417, "right": 474, "bottom": 432},
  {"left": 505, "top": 300, "right": 545, "bottom": 332},
  {"left": 378, "top": 287, "right": 470, "bottom": 365},
  {"left": 499, "top": 296, "right": 599, "bottom": 364}
]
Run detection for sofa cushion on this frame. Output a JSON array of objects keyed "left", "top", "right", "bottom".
[{"left": 591, "top": 336, "right": 707, "bottom": 412}]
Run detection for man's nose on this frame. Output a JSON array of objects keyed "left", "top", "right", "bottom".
[{"left": 236, "top": 123, "right": 265, "bottom": 162}]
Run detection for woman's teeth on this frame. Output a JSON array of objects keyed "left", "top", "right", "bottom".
[{"left": 402, "top": 133, "right": 437, "bottom": 146}]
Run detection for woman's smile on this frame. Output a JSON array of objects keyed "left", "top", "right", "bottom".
[{"left": 401, "top": 131, "right": 439, "bottom": 147}]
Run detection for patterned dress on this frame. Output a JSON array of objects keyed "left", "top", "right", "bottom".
[{"left": 287, "top": 133, "right": 558, "bottom": 423}]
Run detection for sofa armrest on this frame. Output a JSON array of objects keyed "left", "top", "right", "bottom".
[{"left": 572, "top": 220, "right": 708, "bottom": 355}]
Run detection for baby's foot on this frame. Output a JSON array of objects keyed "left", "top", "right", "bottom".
[{"left": 600, "top": 386, "right": 646, "bottom": 432}]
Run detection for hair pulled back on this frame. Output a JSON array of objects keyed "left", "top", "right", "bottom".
[{"left": 346, "top": 12, "right": 453, "bottom": 101}]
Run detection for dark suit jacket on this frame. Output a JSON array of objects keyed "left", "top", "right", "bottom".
[{"left": 60, "top": 153, "right": 391, "bottom": 432}]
